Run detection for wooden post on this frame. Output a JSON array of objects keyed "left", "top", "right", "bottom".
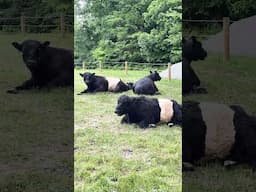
[
  {"left": 99, "top": 61, "right": 102, "bottom": 71},
  {"left": 20, "top": 13, "right": 25, "bottom": 33},
  {"left": 125, "top": 61, "right": 128, "bottom": 75},
  {"left": 60, "top": 13, "right": 65, "bottom": 37},
  {"left": 82, "top": 61, "right": 85, "bottom": 69},
  {"left": 223, "top": 17, "right": 230, "bottom": 62},
  {"left": 168, "top": 63, "right": 171, "bottom": 81}
]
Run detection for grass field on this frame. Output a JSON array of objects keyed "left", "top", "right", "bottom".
[
  {"left": 0, "top": 33, "right": 74, "bottom": 191},
  {"left": 183, "top": 54, "right": 256, "bottom": 192},
  {"left": 74, "top": 69, "right": 182, "bottom": 192}
]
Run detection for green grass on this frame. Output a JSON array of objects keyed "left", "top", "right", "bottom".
[
  {"left": 74, "top": 69, "right": 182, "bottom": 192},
  {"left": 0, "top": 33, "right": 73, "bottom": 191},
  {"left": 183, "top": 54, "right": 256, "bottom": 192}
]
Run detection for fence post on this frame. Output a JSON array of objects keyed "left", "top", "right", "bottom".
[
  {"left": 99, "top": 61, "right": 102, "bottom": 71},
  {"left": 223, "top": 17, "right": 230, "bottom": 62},
  {"left": 125, "top": 61, "right": 128, "bottom": 75},
  {"left": 82, "top": 61, "right": 85, "bottom": 69},
  {"left": 20, "top": 13, "right": 25, "bottom": 33},
  {"left": 168, "top": 63, "right": 171, "bottom": 81},
  {"left": 60, "top": 13, "right": 65, "bottom": 37}
]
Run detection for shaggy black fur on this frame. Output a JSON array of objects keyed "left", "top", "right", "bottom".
[
  {"left": 115, "top": 95, "right": 181, "bottom": 128},
  {"left": 182, "top": 101, "right": 206, "bottom": 171}
]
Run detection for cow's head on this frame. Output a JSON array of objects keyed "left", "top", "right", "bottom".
[
  {"left": 182, "top": 36, "right": 207, "bottom": 61},
  {"left": 148, "top": 71, "right": 161, "bottom": 81},
  {"left": 115, "top": 95, "right": 131, "bottom": 116},
  {"left": 80, "top": 72, "right": 96, "bottom": 85},
  {"left": 12, "top": 40, "right": 50, "bottom": 69}
]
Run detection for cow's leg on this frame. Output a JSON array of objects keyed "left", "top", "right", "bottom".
[
  {"left": 16, "top": 79, "right": 36, "bottom": 90},
  {"left": 189, "top": 65, "right": 200, "bottom": 86},
  {"left": 138, "top": 120, "right": 150, "bottom": 128},
  {"left": 46, "top": 76, "right": 66, "bottom": 88},
  {"left": 152, "top": 84, "right": 161, "bottom": 95},
  {"left": 246, "top": 145, "right": 256, "bottom": 172},
  {"left": 92, "top": 86, "right": 106, "bottom": 92},
  {"left": 182, "top": 140, "right": 195, "bottom": 171},
  {"left": 192, "top": 86, "right": 207, "bottom": 94},
  {"left": 77, "top": 89, "right": 89, "bottom": 95},
  {"left": 223, "top": 147, "right": 241, "bottom": 169},
  {"left": 121, "top": 115, "right": 130, "bottom": 124}
]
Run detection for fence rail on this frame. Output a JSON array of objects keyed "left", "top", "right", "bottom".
[
  {"left": 75, "top": 60, "right": 173, "bottom": 81},
  {"left": 0, "top": 13, "right": 74, "bottom": 34},
  {"left": 183, "top": 17, "right": 232, "bottom": 62}
]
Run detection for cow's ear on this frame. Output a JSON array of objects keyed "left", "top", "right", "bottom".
[
  {"left": 41, "top": 41, "right": 50, "bottom": 48},
  {"left": 12, "top": 42, "right": 22, "bottom": 52},
  {"left": 80, "top": 73, "right": 83, "bottom": 77},
  {"left": 91, "top": 73, "right": 95, "bottom": 76}
]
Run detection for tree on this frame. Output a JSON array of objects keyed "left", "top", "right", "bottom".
[{"left": 75, "top": 0, "right": 182, "bottom": 65}]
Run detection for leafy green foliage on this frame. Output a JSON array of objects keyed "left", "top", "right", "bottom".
[
  {"left": 75, "top": 0, "right": 182, "bottom": 64},
  {"left": 0, "top": 0, "right": 73, "bottom": 16},
  {"left": 183, "top": 0, "right": 256, "bottom": 37},
  {"left": 183, "top": 0, "right": 256, "bottom": 20}
]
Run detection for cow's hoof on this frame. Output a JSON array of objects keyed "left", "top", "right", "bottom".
[
  {"left": 224, "top": 160, "right": 237, "bottom": 169},
  {"left": 168, "top": 123, "right": 174, "bottom": 127},
  {"left": 149, "top": 124, "right": 156, "bottom": 128}
]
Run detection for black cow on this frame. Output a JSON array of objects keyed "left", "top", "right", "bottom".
[
  {"left": 182, "top": 36, "right": 207, "bottom": 94},
  {"left": 7, "top": 40, "right": 73, "bottom": 94},
  {"left": 114, "top": 95, "right": 182, "bottom": 128},
  {"left": 183, "top": 101, "right": 256, "bottom": 171},
  {"left": 78, "top": 72, "right": 131, "bottom": 94},
  {"left": 132, "top": 71, "right": 161, "bottom": 95}
]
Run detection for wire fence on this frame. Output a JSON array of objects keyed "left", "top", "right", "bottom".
[{"left": 0, "top": 13, "right": 73, "bottom": 34}]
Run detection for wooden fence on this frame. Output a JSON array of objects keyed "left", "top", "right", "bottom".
[
  {"left": 183, "top": 17, "right": 233, "bottom": 62},
  {"left": 75, "top": 61, "right": 172, "bottom": 81},
  {"left": 0, "top": 13, "right": 73, "bottom": 35}
]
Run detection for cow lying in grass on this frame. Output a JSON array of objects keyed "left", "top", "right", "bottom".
[
  {"left": 7, "top": 40, "right": 74, "bottom": 94},
  {"left": 115, "top": 95, "right": 182, "bottom": 128},
  {"left": 131, "top": 71, "right": 161, "bottom": 95},
  {"left": 183, "top": 101, "right": 256, "bottom": 171},
  {"left": 78, "top": 72, "right": 131, "bottom": 94}
]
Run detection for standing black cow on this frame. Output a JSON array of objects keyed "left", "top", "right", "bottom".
[
  {"left": 7, "top": 40, "right": 73, "bottom": 93},
  {"left": 132, "top": 71, "right": 161, "bottom": 95},
  {"left": 182, "top": 36, "right": 207, "bottom": 94}
]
